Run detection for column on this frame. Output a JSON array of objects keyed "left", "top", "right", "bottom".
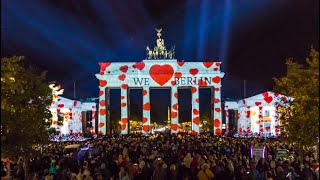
[
  {"left": 91, "top": 108, "right": 96, "bottom": 135},
  {"left": 191, "top": 86, "right": 200, "bottom": 135},
  {"left": 120, "top": 88, "right": 129, "bottom": 134},
  {"left": 50, "top": 109, "right": 58, "bottom": 128},
  {"left": 245, "top": 106, "right": 251, "bottom": 134},
  {"left": 274, "top": 106, "right": 280, "bottom": 136},
  {"left": 213, "top": 85, "right": 222, "bottom": 135},
  {"left": 142, "top": 87, "right": 151, "bottom": 134},
  {"left": 106, "top": 88, "right": 111, "bottom": 135},
  {"left": 171, "top": 86, "right": 179, "bottom": 133},
  {"left": 225, "top": 105, "right": 229, "bottom": 133},
  {"left": 258, "top": 105, "right": 263, "bottom": 135},
  {"left": 98, "top": 87, "right": 106, "bottom": 135}
]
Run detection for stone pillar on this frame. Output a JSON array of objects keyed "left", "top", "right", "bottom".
[
  {"left": 225, "top": 105, "right": 229, "bottom": 133},
  {"left": 258, "top": 105, "right": 263, "bottom": 135},
  {"left": 142, "top": 87, "right": 151, "bottom": 134},
  {"left": 274, "top": 106, "right": 280, "bottom": 136},
  {"left": 91, "top": 107, "right": 96, "bottom": 134},
  {"left": 171, "top": 86, "right": 179, "bottom": 133},
  {"left": 245, "top": 106, "right": 251, "bottom": 134},
  {"left": 51, "top": 109, "right": 58, "bottom": 128},
  {"left": 191, "top": 86, "right": 200, "bottom": 135},
  {"left": 106, "top": 88, "right": 111, "bottom": 135},
  {"left": 98, "top": 87, "right": 106, "bottom": 135},
  {"left": 120, "top": 88, "right": 129, "bottom": 134},
  {"left": 213, "top": 85, "right": 222, "bottom": 135}
]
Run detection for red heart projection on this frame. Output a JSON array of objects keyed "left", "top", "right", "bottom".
[
  {"left": 195, "top": 98, "right": 199, "bottom": 103},
  {"left": 121, "top": 103, "right": 127, "bottom": 107},
  {"left": 149, "top": 64, "right": 174, "bottom": 86},
  {"left": 99, "top": 91, "right": 104, "bottom": 96},
  {"left": 120, "top": 65, "right": 128, "bottom": 73},
  {"left": 172, "top": 103, "right": 178, "bottom": 110},
  {"left": 214, "top": 98, "right": 220, "bottom": 103},
  {"left": 100, "top": 109, "right": 106, "bottom": 116},
  {"left": 74, "top": 101, "right": 77, "bottom": 106},
  {"left": 121, "top": 84, "right": 128, "bottom": 90},
  {"left": 264, "top": 96, "right": 273, "bottom": 104},
  {"left": 171, "top": 124, "right": 178, "bottom": 131},
  {"left": 255, "top": 102, "right": 262, "bottom": 106},
  {"left": 121, "top": 96, "right": 125, "bottom": 100},
  {"left": 143, "top": 102, "right": 150, "bottom": 110},
  {"left": 99, "top": 62, "right": 111, "bottom": 72},
  {"left": 174, "top": 93, "right": 178, "bottom": 99},
  {"left": 212, "top": 76, "right": 221, "bottom": 84},
  {"left": 274, "top": 93, "right": 279, "bottom": 97},
  {"left": 107, "top": 71, "right": 111, "bottom": 74},
  {"left": 171, "top": 81, "right": 176, "bottom": 86},
  {"left": 191, "top": 87, "right": 197, "bottom": 94},
  {"left": 193, "top": 109, "right": 199, "bottom": 115},
  {"left": 193, "top": 117, "right": 200, "bottom": 125},
  {"left": 189, "top": 69, "right": 199, "bottom": 76},
  {"left": 214, "top": 119, "right": 220, "bottom": 127},
  {"left": 143, "top": 117, "right": 148, "bottom": 123},
  {"left": 121, "top": 124, "right": 126, "bottom": 130},
  {"left": 266, "top": 127, "right": 270, "bottom": 131},
  {"left": 239, "top": 127, "right": 243, "bottom": 132},
  {"left": 215, "top": 88, "right": 220, "bottom": 91},
  {"left": 177, "top": 61, "right": 185, "bottom": 66},
  {"left": 143, "top": 90, "right": 148, "bottom": 96},
  {"left": 99, "top": 80, "right": 107, "bottom": 87},
  {"left": 215, "top": 108, "right": 221, "bottom": 112},
  {"left": 118, "top": 74, "right": 126, "bottom": 81},
  {"left": 122, "top": 118, "right": 128, "bottom": 123},
  {"left": 100, "top": 71, "right": 104, "bottom": 75},
  {"left": 262, "top": 92, "right": 269, "bottom": 97},
  {"left": 143, "top": 125, "right": 150, "bottom": 132},
  {"left": 58, "top": 104, "right": 64, "bottom": 108},
  {"left": 174, "top": 72, "right": 182, "bottom": 78},
  {"left": 215, "top": 128, "right": 222, "bottom": 135},
  {"left": 171, "top": 111, "right": 178, "bottom": 118},
  {"left": 203, "top": 62, "right": 213, "bottom": 68},
  {"left": 259, "top": 107, "right": 262, "bottom": 110},
  {"left": 259, "top": 115, "right": 262, "bottom": 118},
  {"left": 98, "top": 122, "right": 105, "bottom": 128},
  {"left": 100, "top": 100, "right": 106, "bottom": 106},
  {"left": 213, "top": 68, "right": 219, "bottom": 71},
  {"left": 132, "top": 62, "right": 145, "bottom": 70},
  {"left": 215, "top": 62, "right": 221, "bottom": 66},
  {"left": 242, "top": 99, "right": 246, "bottom": 104}
]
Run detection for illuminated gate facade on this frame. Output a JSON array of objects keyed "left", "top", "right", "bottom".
[{"left": 95, "top": 29, "right": 225, "bottom": 135}]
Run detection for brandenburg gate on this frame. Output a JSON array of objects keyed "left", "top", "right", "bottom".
[{"left": 96, "top": 29, "right": 225, "bottom": 135}]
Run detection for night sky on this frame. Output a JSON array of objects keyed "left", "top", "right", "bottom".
[{"left": 1, "top": 0, "right": 319, "bottom": 123}]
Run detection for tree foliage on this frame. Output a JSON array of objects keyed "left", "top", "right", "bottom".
[
  {"left": 1, "top": 56, "right": 52, "bottom": 157},
  {"left": 273, "top": 48, "right": 319, "bottom": 147}
]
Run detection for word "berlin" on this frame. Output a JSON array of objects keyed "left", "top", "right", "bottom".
[{"left": 133, "top": 77, "right": 216, "bottom": 86}]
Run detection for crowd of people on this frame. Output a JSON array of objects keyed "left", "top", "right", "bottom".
[{"left": 1, "top": 132, "right": 319, "bottom": 180}]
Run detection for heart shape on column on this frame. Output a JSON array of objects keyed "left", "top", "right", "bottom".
[{"left": 149, "top": 64, "right": 174, "bottom": 86}]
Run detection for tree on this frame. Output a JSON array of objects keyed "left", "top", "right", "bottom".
[
  {"left": 1, "top": 56, "right": 52, "bottom": 158},
  {"left": 273, "top": 48, "right": 319, "bottom": 148}
]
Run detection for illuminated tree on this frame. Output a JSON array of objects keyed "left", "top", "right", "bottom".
[
  {"left": 1, "top": 56, "right": 52, "bottom": 158},
  {"left": 273, "top": 48, "right": 319, "bottom": 148}
]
